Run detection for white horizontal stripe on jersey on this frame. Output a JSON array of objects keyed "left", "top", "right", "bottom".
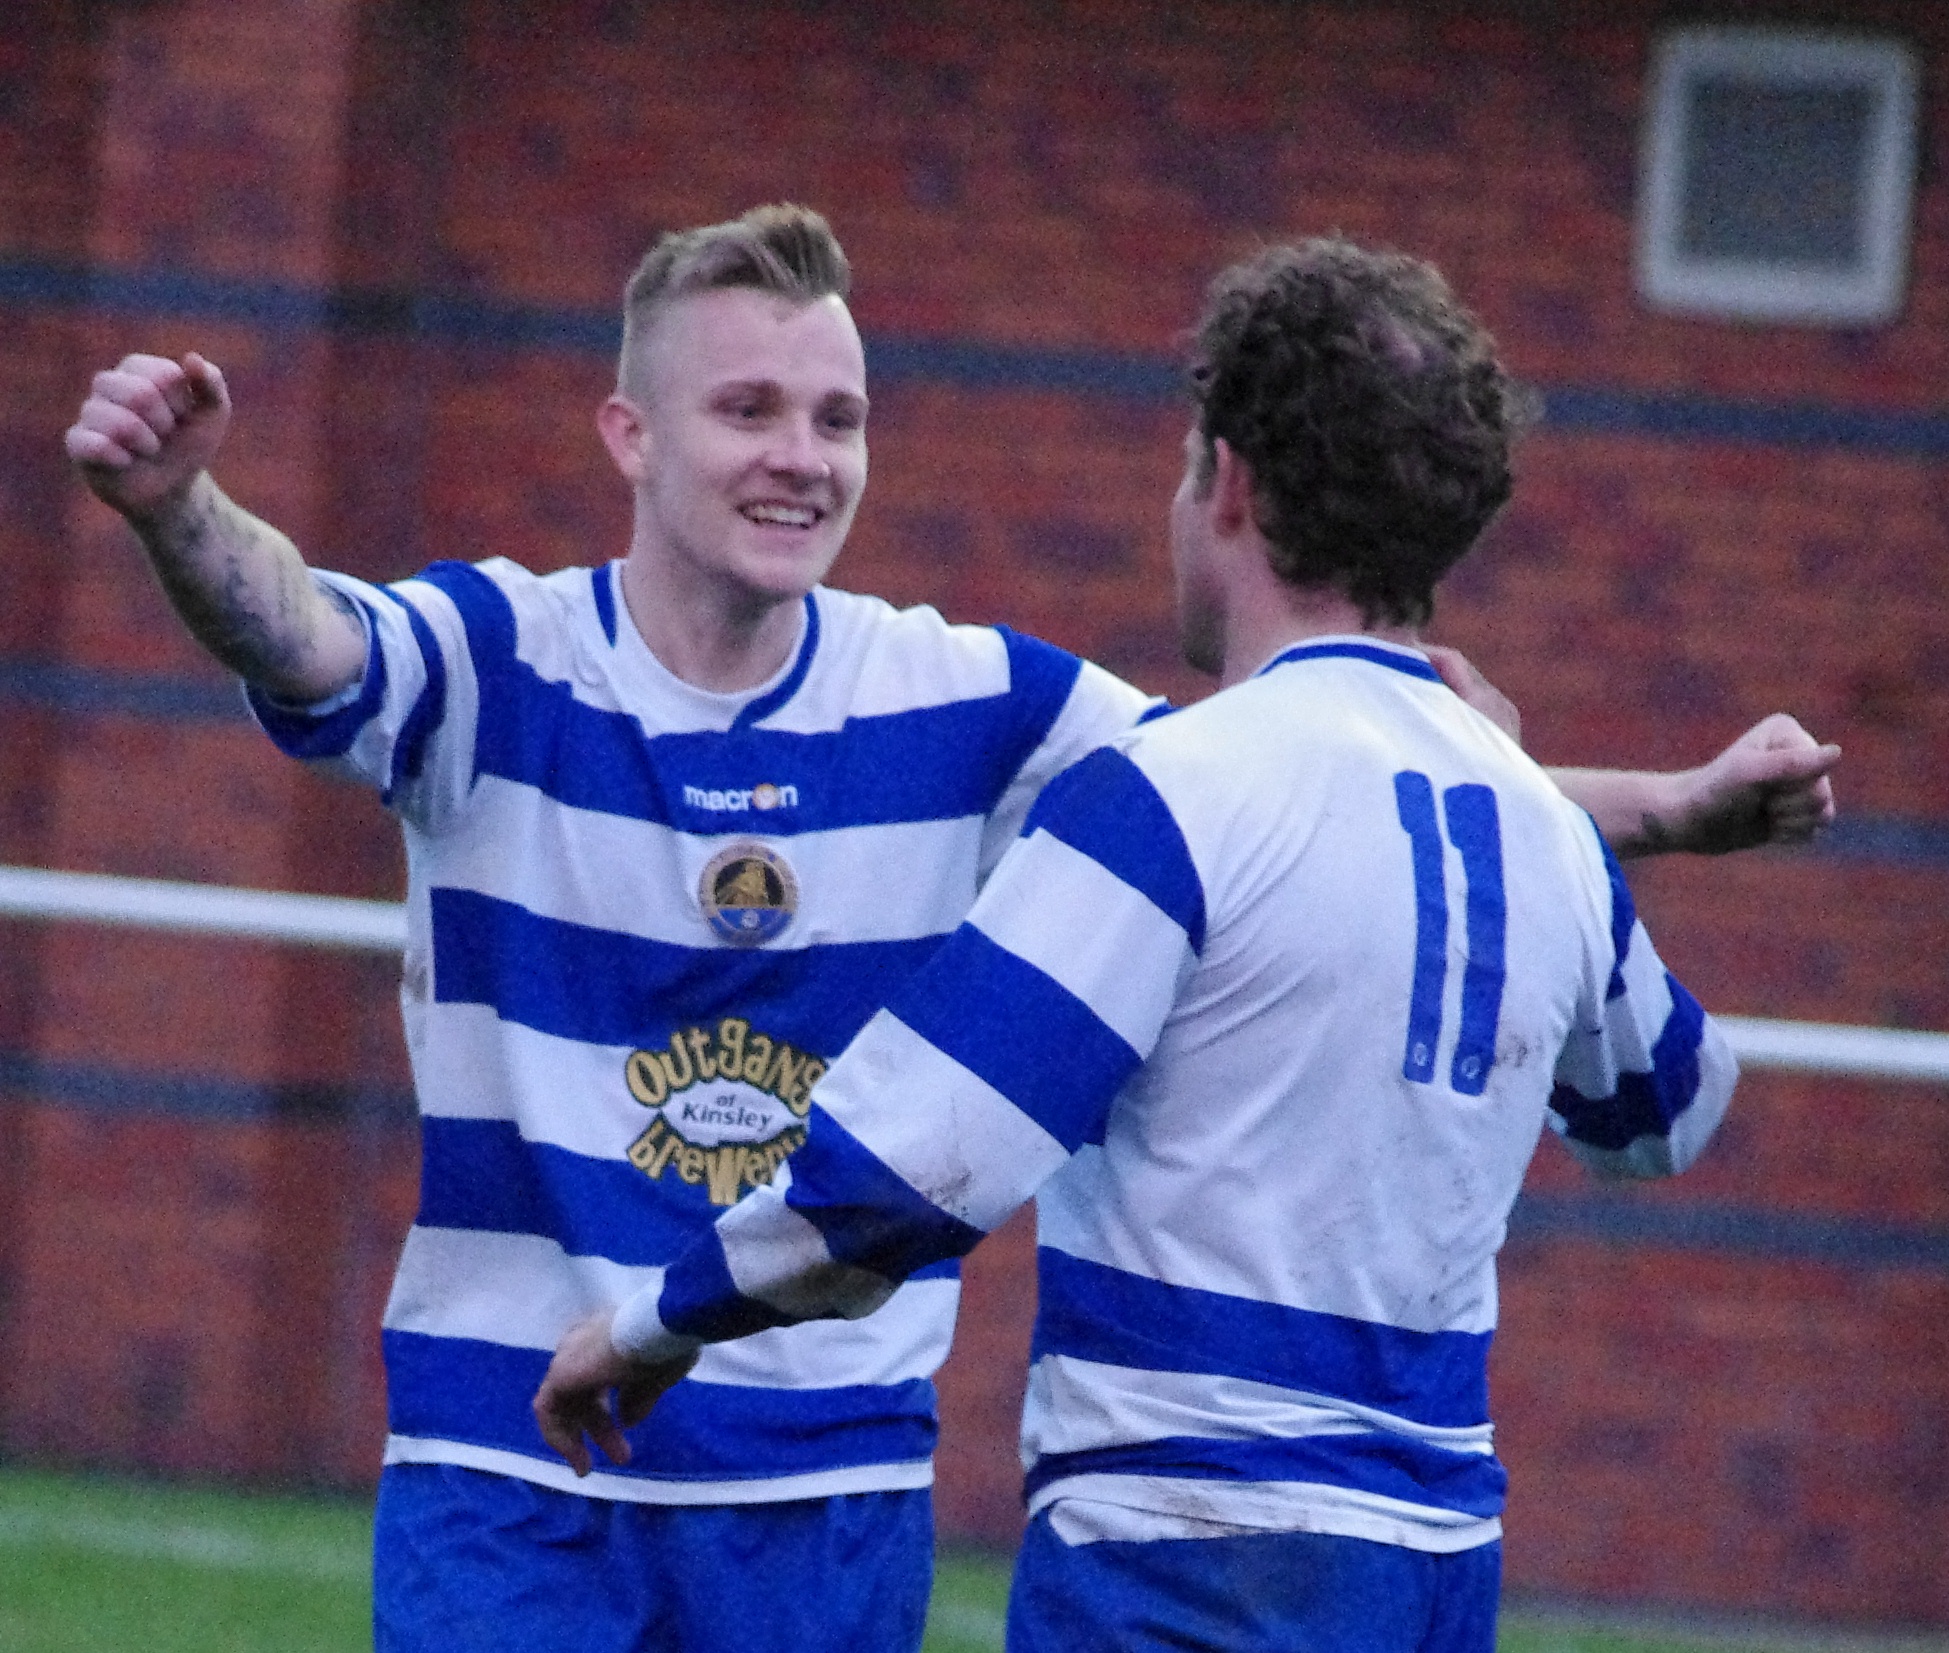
[
  {"left": 383, "top": 1225, "right": 647, "bottom": 1349},
  {"left": 385, "top": 1225, "right": 958, "bottom": 1390},
  {"left": 1032, "top": 1478, "right": 1500, "bottom": 1554},
  {"left": 410, "top": 1005, "right": 664, "bottom": 1148},
  {"left": 383, "top": 1437, "right": 934, "bottom": 1505},
  {"left": 1021, "top": 1354, "right": 1498, "bottom": 1460},
  {"left": 1037, "top": 1142, "right": 1504, "bottom": 1339},
  {"left": 432, "top": 778, "right": 988, "bottom": 949},
  {"left": 816, "top": 1010, "right": 1073, "bottom": 1232},
  {"left": 970, "top": 829, "right": 1193, "bottom": 1054}
]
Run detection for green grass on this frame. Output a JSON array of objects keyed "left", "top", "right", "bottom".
[{"left": 0, "top": 1468, "right": 1940, "bottom": 1653}]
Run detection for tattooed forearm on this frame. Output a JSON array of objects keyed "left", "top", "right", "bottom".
[
  {"left": 132, "top": 474, "right": 364, "bottom": 698},
  {"left": 1631, "top": 811, "right": 1676, "bottom": 857}
]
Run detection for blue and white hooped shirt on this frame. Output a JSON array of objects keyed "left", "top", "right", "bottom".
[
  {"left": 613, "top": 636, "right": 1737, "bottom": 1547},
  {"left": 248, "top": 556, "right": 1150, "bottom": 1503}
]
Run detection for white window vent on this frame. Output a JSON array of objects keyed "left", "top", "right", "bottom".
[{"left": 1637, "top": 27, "right": 1920, "bottom": 326}]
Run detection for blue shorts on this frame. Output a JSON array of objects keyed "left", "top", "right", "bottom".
[
  {"left": 373, "top": 1462, "right": 933, "bottom": 1653},
  {"left": 1006, "top": 1509, "right": 1500, "bottom": 1653}
]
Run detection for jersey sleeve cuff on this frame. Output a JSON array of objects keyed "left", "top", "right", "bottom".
[
  {"left": 610, "top": 1274, "right": 704, "bottom": 1365},
  {"left": 243, "top": 579, "right": 384, "bottom": 760}
]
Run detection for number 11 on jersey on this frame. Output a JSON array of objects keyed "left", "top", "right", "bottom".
[{"left": 1394, "top": 771, "right": 1507, "bottom": 1097}]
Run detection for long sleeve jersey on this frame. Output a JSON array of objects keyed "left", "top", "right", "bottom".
[
  {"left": 248, "top": 556, "right": 1149, "bottom": 1503},
  {"left": 612, "top": 636, "right": 1737, "bottom": 1548}
]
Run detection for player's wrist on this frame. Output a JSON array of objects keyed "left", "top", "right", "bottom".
[
  {"left": 610, "top": 1277, "right": 702, "bottom": 1367},
  {"left": 122, "top": 466, "right": 215, "bottom": 536}
]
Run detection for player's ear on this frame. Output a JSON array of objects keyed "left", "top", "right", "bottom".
[
  {"left": 598, "top": 394, "right": 652, "bottom": 484},
  {"left": 1209, "top": 438, "right": 1257, "bottom": 539}
]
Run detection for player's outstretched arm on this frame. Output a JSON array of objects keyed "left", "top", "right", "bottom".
[
  {"left": 1553, "top": 713, "right": 1840, "bottom": 858},
  {"left": 1427, "top": 648, "right": 1839, "bottom": 859},
  {"left": 66, "top": 352, "right": 366, "bottom": 703}
]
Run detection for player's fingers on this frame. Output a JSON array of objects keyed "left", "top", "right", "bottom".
[
  {"left": 182, "top": 352, "right": 229, "bottom": 410},
  {"left": 1744, "top": 711, "right": 1822, "bottom": 752},
  {"left": 115, "top": 351, "right": 188, "bottom": 381},
  {"left": 1426, "top": 645, "right": 1522, "bottom": 744},
  {"left": 105, "top": 353, "right": 191, "bottom": 414},
  {"left": 1767, "top": 778, "right": 1836, "bottom": 839},
  {"left": 1730, "top": 741, "right": 1841, "bottom": 791},
  {"left": 64, "top": 423, "right": 136, "bottom": 469},
  {"left": 1423, "top": 644, "right": 1492, "bottom": 701},
  {"left": 77, "top": 395, "right": 166, "bottom": 458},
  {"left": 532, "top": 1384, "right": 593, "bottom": 1476},
  {"left": 586, "top": 1402, "right": 632, "bottom": 1469},
  {"left": 89, "top": 371, "right": 180, "bottom": 441}
]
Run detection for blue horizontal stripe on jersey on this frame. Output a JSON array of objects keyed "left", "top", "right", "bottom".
[
  {"left": 1023, "top": 1429, "right": 1507, "bottom": 1518},
  {"left": 416, "top": 1116, "right": 960, "bottom": 1279},
  {"left": 384, "top": 1330, "right": 939, "bottom": 1482},
  {"left": 1256, "top": 641, "right": 1444, "bottom": 685},
  {"left": 245, "top": 593, "right": 391, "bottom": 761},
  {"left": 411, "top": 561, "right": 1084, "bottom": 834},
  {"left": 887, "top": 926, "right": 1140, "bottom": 1152},
  {"left": 429, "top": 887, "right": 943, "bottom": 1051},
  {"left": 1550, "top": 973, "right": 1707, "bottom": 1151},
  {"left": 418, "top": 1118, "right": 706, "bottom": 1264},
  {"left": 1021, "top": 746, "right": 1206, "bottom": 952},
  {"left": 1032, "top": 1249, "right": 1491, "bottom": 1429},
  {"left": 781, "top": 1103, "right": 987, "bottom": 1277},
  {"left": 656, "top": 1228, "right": 800, "bottom": 1344}
]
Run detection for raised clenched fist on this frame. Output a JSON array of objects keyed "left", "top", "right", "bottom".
[{"left": 65, "top": 351, "right": 232, "bottom": 521}]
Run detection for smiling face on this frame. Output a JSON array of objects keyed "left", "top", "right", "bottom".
[{"left": 608, "top": 287, "right": 869, "bottom": 611}]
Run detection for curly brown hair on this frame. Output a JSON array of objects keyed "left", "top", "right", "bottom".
[{"left": 1187, "top": 237, "right": 1533, "bottom": 628}]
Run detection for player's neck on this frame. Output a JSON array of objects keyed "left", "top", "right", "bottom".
[
  {"left": 617, "top": 549, "right": 806, "bottom": 694},
  {"left": 1218, "top": 586, "right": 1419, "bottom": 689}
]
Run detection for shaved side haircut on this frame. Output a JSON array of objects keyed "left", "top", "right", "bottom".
[{"left": 618, "top": 204, "right": 852, "bottom": 399}]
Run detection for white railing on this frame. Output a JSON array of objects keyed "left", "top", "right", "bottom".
[
  {"left": 2, "top": 864, "right": 1946, "bottom": 1084},
  {"left": 0, "top": 863, "right": 405, "bottom": 952}
]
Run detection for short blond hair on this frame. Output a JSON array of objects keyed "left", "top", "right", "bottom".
[{"left": 618, "top": 204, "right": 851, "bottom": 397}]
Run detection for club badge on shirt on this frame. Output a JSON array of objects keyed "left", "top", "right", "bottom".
[{"left": 699, "top": 840, "right": 799, "bottom": 945}]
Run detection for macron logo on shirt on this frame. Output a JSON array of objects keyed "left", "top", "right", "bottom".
[{"left": 683, "top": 783, "right": 800, "bottom": 813}]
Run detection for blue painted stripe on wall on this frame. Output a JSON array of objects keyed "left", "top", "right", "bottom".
[
  {"left": 0, "top": 658, "right": 250, "bottom": 723},
  {"left": 1541, "top": 385, "right": 1949, "bottom": 459},
  {"left": 1, "top": 657, "right": 1945, "bottom": 873},
  {"left": 8, "top": 255, "right": 1949, "bottom": 452},
  {"left": 17, "top": 663, "right": 1945, "bottom": 872},
  {"left": 1816, "top": 815, "right": 1949, "bottom": 868},
  {"left": 1507, "top": 1192, "right": 1949, "bottom": 1271},
  {"left": 0, "top": 1050, "right": 414, "bottom": 1122},
  {"left": 2, "top": 1049, "right": 1946, "bottom": 1270}
]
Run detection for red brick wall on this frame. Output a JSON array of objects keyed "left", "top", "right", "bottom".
[{"left": 1, "top": 0, "right": 1945, "bottom": 1627}]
